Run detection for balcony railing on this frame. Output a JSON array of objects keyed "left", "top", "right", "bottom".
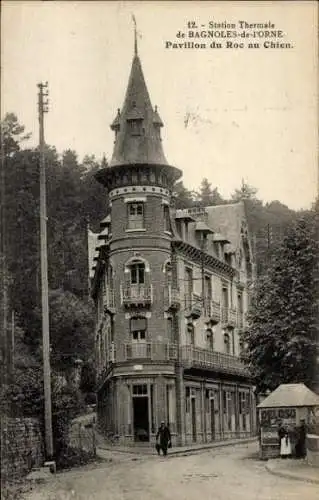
[
  {"left": 184, "top": 293, "right": 202, "bottom": 319},
  {"left": 164, "top": 285, "right": 181, "bottom": 311},
  {"left": 121, "top": 284, "right": 153, "bottom": 307},
  {"left": 221, "top": 307, "right": 237, "bottom": 328},
  {"left": 97, "top": 342, "right": 249, "bottom": 387},
  {"left": 103, "top": 287, "right": 115, "bottom": 314},
  {"left": 180, "top": 344, "right": 249, "bottom": 377},
  {"left": 203, "top": 299, "right": 221, "bottom": 324},
  {"left": 104, "top": 341, "right": 177, "bottom": 364}
]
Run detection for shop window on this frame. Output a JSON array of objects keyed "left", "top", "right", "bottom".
[{"left": 127, "top": 202, "right": 144, "bottom": 230}]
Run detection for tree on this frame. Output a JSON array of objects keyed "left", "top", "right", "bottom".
[
  {"left": 173, "top": 181, "right": 194, "bottom": 209},
  {"left": 0, "top": 112, "right": 31, "bottom": 156},
  {"left": 231, "top": 180, "right": 258, "bottom": 202},
  {"left": 194, "top": 178, "right": 224, "bottom": 206},
  {"left": 242, "top": 211, "right": 318, "bottom": 392},
  {"left": 49, "top": 290, "right": 95, "bottom": 370}
]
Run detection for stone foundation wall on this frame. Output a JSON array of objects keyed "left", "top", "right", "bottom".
[{"left": 1, "top": 417, "right": 44, "bottom": 482}]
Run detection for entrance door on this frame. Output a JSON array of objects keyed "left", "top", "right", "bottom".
[
  {"left": 210, "top": 399, "right": 215, "bottom": 440},
  {"left": 133, "top": 396, "right": 149, "bottom": 442},
  {"left": 191, "top": 397, "right": 197, "bottom": 442}
]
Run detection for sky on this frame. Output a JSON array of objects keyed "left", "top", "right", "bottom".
[{"left": 2, "top": 0, "right": 318, "bottom": 210}]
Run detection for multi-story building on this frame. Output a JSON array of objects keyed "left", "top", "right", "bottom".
[{"left": 89, "top": 41, "right": 256, "bottom": 445}]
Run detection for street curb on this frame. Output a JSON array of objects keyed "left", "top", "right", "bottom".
[
  {"left": 168, "top": 437, "right": 257, "bottom": 457},
  {"left": 98, "top": 437, "right": 257, "bottom": 457},
  {"left": 265, "top": 462, "right": 319, "bottom": 485}
]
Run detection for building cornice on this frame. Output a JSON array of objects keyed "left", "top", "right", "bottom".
[{"left": 172, "top": 239, "right": 237, "bottom": 278}]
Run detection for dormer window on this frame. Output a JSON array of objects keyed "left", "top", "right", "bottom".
[
  {"left": 225, "top": 253, "right": 232, "bottom": 266},
  {"left": 128, "top": 119, "right": 143, "bottom": 136},
  {"left": 213, "top": 242, "right": 220, "bottom": 258}
]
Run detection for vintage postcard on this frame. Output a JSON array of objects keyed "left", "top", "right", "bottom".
[{"left": 1, "top": 1, "right": 318, "bottom": 499}]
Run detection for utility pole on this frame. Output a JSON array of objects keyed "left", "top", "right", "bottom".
[
  {"left": 38, "top": 82, "right": 53, "bottom": 459},
  {"left": 0, "top": 128, "right": 8, "bottom": 386},
  {"left": 172, "top": 244, "right": 185, "bottom": 446}
]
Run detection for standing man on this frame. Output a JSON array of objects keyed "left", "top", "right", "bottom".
[
  {"left": 156, "top": 421, "right": 171, "bottom": 456},
  {"left": 295, "top": 420, "right": 307, "bottom": 458}
]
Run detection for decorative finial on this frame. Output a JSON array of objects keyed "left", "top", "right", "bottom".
[{"left": 132, "top": 14, "right": 137, "bottom": 55}]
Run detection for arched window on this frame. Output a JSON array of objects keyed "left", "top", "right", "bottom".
[
  {"left": 124, "top": 257, "right": 151, "bottom": 302},
  {"left": 130, "top": 262, "right": 145, "bottom": 285},
  {"left": 224, "top": 332, "right": 231, "bottom": 354}
]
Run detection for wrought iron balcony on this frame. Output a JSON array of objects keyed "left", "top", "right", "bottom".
[
  {"left": 221, "top": 307, "right": 237, "bottom": 328},
  {"left": 104, "top": 341, "right": 177, "bottom": 364},
  {"left": 103, "top": 287, "right": 115, "bottom": 315},
  {"left": 120, "top": 284, "right": 153, "bottom": 307},
  {"left": 180, "top": 345, "right": 249, "bottom": 377},
  {"left": 184, "top": 293, "right": 202, "bottom": 319},
  {"left": 164, "top": 285, "right": 181, "bottom": 311},
  {"left": 203, "top": 299, "right": 221, "bottom": 325}
]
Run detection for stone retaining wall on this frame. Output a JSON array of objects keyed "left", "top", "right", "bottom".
[{"left": 1, "top": 416, "right": 44, "bottom": 482}]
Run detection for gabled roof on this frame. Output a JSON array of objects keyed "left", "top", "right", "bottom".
[
  {"left": 213, "top": 232, "right": 230, "bottom": 243},
  {"left": 195, "top": 221, "right": 214, "bottom": 234},
  {"left": 258, "top": 383, "right": 319, "bottom": 408},
  {"left": 205, "top": 202, "right": 246, "bottom": 251}
]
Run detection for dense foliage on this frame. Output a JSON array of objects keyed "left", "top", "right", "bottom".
[{"left": 241, "top": 211, "right": 319, "bottom": 392}]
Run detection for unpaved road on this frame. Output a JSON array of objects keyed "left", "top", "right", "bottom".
[{"left": 24, "top": 442, "right": 318, "bottom": 500}]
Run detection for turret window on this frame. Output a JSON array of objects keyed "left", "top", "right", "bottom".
[
  {"left": 130, "top": 263, "right": 145, "bottom": 285},
  {"left": 163, "top": 205, "right": 171, "bottom": 232},
  {"left": 130, "top": 317, "right": 147, "bottom": 341},
  {"left": 129, "top": 119, "right": 143, "bottom": 136},
  {"left": 127, "top": 202, "right": 144, "bottom": 230}
]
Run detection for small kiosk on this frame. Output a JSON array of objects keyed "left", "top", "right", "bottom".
[{"left": 257, "top": 383, "right": 319, "bottom": 460}]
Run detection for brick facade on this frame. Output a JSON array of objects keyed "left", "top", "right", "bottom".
[{"left": 91, "top": 45, "right": 256, "bottom": 446}]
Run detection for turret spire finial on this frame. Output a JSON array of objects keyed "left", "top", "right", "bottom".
[{"left": 132, "top": 14, "right": 138, "bottom": 56}]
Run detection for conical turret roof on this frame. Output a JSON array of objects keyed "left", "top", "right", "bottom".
[{"left": 109, "top": 52, "right": 168, "bottom": 167}]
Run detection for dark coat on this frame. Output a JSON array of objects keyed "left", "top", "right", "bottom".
[{"left": 156, "top": 425, "right": 171, "bottom": 447}]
